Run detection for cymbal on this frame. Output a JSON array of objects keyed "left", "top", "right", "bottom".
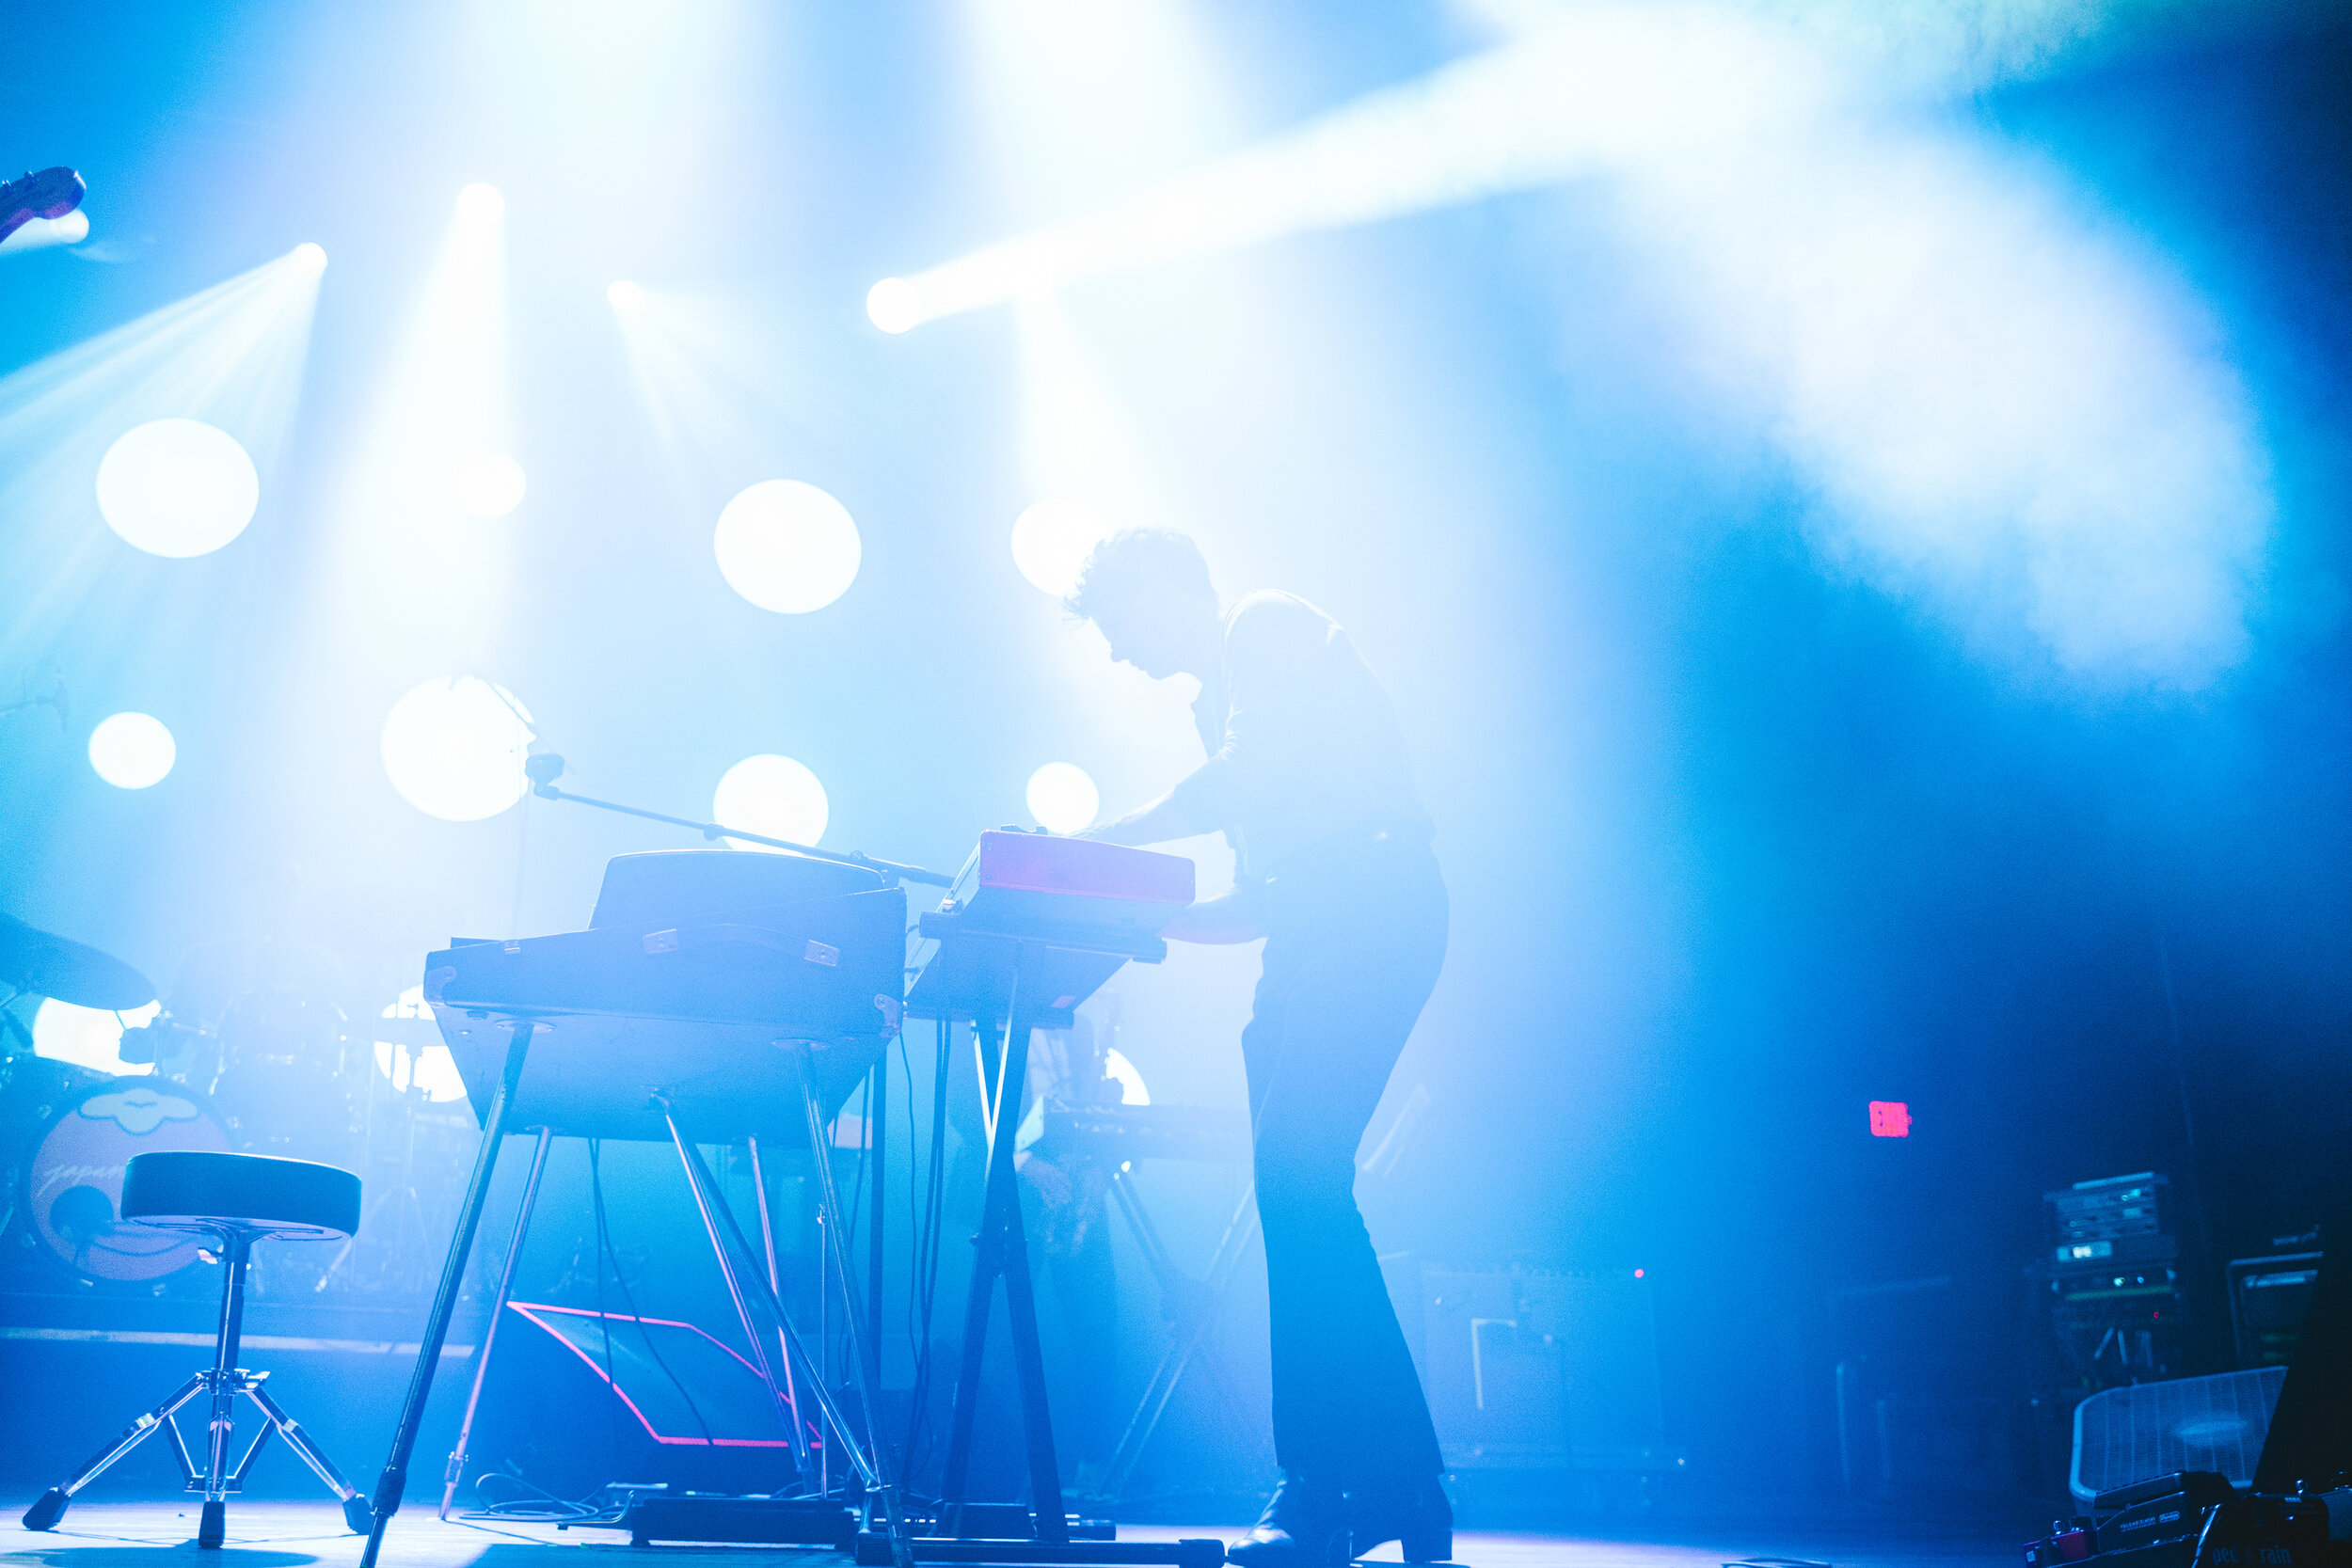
[{"left": 0, "top": 912, "right": 155, "bottom": 1012}]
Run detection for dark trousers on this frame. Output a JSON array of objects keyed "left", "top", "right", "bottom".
[{"left": 1243, "top": 829, "right": 1448, "bottom": 1488}]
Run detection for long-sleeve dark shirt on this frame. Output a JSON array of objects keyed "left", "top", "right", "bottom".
[{"left": 1168, "top": 590, "right": 1430, "bottom": 879}]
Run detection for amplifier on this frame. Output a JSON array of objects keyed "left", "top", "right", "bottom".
[
  {"left": 2227, "top": 1251, "right": 2322, "bottom": 1370},
  {"left": 2047, "top": 1173, "right": 2173, "bottom": 1270},
  {"left": 1411, "top": 1266, "right": 1674, "bottom": 1473}
]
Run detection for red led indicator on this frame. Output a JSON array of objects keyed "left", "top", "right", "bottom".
[
  {"left": 1868, "top": 1101, "right": 1912, "bottom": 1137},
  {"left": 1633, "top": 1268, "right": 1645, "bottom": 1278}
]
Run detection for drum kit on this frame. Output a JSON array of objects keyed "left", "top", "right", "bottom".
[{"left": 0, "top": 911, "right": 468, "bottom": 1299}]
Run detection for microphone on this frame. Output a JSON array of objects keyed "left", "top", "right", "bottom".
[{"left": 524, "top": 751, "right": 565, "bottom": 793}]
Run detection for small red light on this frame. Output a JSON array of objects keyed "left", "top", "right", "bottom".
[
  {"left": 1633, "top": 1268, "right": 1645, "bottom": 1278},
  {"left": 1868, "top": 1101, "right": 1912, "bottom": 1137}
]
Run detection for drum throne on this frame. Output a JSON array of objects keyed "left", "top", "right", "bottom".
[{"left": 21, "top": 1149, "right": 374, "bottom": 1546}]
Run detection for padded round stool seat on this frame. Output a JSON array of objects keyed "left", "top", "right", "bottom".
[{"left": 122, "top": 1150, "right": 362, "bottom": 1243}]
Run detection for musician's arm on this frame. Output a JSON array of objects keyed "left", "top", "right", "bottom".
[{"left": 1079, "top": 788, "right": 1197, "bottom": 847}]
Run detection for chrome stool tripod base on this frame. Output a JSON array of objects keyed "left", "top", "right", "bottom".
[{"left": 19, "top": 1151, "right": 371, "bottom": 1546}]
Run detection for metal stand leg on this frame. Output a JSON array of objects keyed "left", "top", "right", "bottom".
[
  {"left": 240, "top": 1377, "right": 373, "bottom": 1532},
  {"left": 438, "top": 1124, "right": 553, "bottom": 1519},
  {"left": 939, "top": 954, "right": 1068, "bottom": 1544},
  {"left": 195, "top": 1233, "right": 254, "bottom": 1545},
  {"left": 787, "top": 1044, "right": 909, "bottom": 1553},
  {"left": 866, "top": 1059, "right": 886, "bottom": 1404},
  {"left": 20, "top": 1374, "right": 208, "bottom": 1529},
  {"left": 359, "top": 1018, "right": 536, "bottom": 1568},
  {"left": 663, "top": 1112, "right": 808, "bottom": 1473},
  {"left": 1103, "top": 1181, "right": 1261, "bottom": 1501},
  {"left": 668, "top": 1117, "right": 914, "bottom": 1568},
  {"left": 747, "top": 1136, "right": 816, "bottom": 1484}
]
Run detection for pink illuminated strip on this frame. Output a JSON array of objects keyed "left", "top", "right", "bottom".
[{"left": 505, "top": 1301, "right": 818, "bottom": 1449}]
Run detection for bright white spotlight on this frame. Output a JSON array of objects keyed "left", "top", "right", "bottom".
[
  {"left": 452, "top": 450, "right": 527, "bottom": 517},
  {"left": 0, "top": 209, "right": 89, "bottom": 253},
  {"left": 88, "top": 713, "right": 176, "bottom": 789},
  {"left": 714, "top": 753, "right": 829, "bottom": 851},
  {"left": 456, "top": 182, "right": 505, "bottom": 224},
  {"left": 374, "top": 983, "right": 468, "bottom": 1101},
  {"left": 33, "top": 998, "right": 162, "bottom": 1075},
  {"left": 292, "top": 242, "right": 327, "bottom": 276},
  {"left": 714, "top": 480, "right": 862, "bottom": 613},
  {"left": 607, "top": 279, "right": 647, "bottom": 316},
  {"left": 866, "top": 277, "right": 921, "bottom": 334},
  {"left": 95, "top": 418, "right": 260, "bottom": 557},
  {"left": 380, "top": 675, "right": 533, "bottom": 821},
  {"left": 1011, "top": 501, "right": 1112, "bottom": 597},
  {"left": 1026, "top": 761, "right": 1100, "bottom": 833},
  {"left": 1104, "top": 1046, "right": 1151, "bottom": 1105}
]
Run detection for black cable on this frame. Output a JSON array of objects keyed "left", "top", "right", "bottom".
[
  {"left": 589, "top": 1140, "right": 623, "bottom": 1476},
  {"left": 463, "top": 1468, "right": 612, "bottom": 1523},
  {"left": 591, "top": 1139, "right": 718, "bottom": 1448},
  {"left": 899, "top": 1013, "right": 953, "bottom": 1479}
]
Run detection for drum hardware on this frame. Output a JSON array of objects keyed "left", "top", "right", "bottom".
[
  {"left": 19, "top": 1148, "right": 373, "bottom": 1544},
  {"left": 0, "top": 911, "right": 154, "bottom": 1013},
  {"left": 18, "top": 1077, "right": 232, "bottom": 1283}
]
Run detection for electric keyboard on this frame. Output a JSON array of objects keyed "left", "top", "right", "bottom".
[
  {"left": 424, "top": 850, "right": 905, "bottom": 1142},
  {"left": 904, "top": 831, "right": 1195, "bottom": 1024}
]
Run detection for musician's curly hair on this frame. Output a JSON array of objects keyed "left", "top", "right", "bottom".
[{"left": 1065, "top": 528, "right": 1216, "bottom": 620}]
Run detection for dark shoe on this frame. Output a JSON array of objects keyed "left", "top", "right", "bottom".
[
  {"left": 1347, "top": 1474, "right": 1453, "bottom": 1563},
  {"left": 1228, "top": 1472, "right": 1348, "bottom": 1566}
]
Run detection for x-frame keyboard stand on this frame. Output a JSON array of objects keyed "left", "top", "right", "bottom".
[{"left": 901, "top": 918, "right": 1221, "bottom": 1568}]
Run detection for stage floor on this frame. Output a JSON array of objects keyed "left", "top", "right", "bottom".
[{"left": 0, "top": 1501, "right": 2020, "bottom": 1568}]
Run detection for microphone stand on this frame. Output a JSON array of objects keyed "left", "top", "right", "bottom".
[{"left": 523, "top": 755, "right": 951, "bottom": 888}]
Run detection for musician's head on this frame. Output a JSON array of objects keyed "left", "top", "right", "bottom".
[{"left": 1067, "top": 528, "right": 1221, "bottom": 679}]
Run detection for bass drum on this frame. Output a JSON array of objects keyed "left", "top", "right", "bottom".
[{"left": 22, "top": 1075, "right": 230, "bottom": 1281}]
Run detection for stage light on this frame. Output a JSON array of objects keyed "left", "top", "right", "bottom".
[
  {"left": 1868, "top": 1101, "right": 1913, "bottom": 1137},
  {"left": 713, "top": 753, "right": 829, "bottom": 851},
  {"left": 866, "top": 278, "right": 919, "bottom": 334},
  {"left": 1010, "top": 501, "right": 1112, "bottom": 598},
  {"left": 452, "top": 450, "right": 526, "bottom": 517},
  {"left": 607, "top": 279, "right": 647, "bottom": 316},
  {"left": 374, "top": 983, "right": 468, "bottom": 1101},
  {"left": 1104, "top": 1047, "right": 1150, "bottom": 1106},
  {"left": 32, "top": 998, "right": 162, "bottom": 1075},
  {"left": 1025, "top": 762, "right": 1100, "bottom": 834},
  {"left": 714, "top": 480, "right": 861, "bottom": 613},
  {"left": 879, "top": 8, "right": 2268, "bottom": 687},
  {"left": 456, "top": 182, "right": 505, "bottom": 224},
  {"left": 95, "top": 418, "right": 260, "bottom": 557},
  {"left": 380, "top": 675, "right": 534, "bottom": 821},
  {"left": 0, "top": 208, "right": 89, "bottom": 254},
  {"left": 292, "top": 242, "right": 327, "bottom": 276},
  {"left": 87, "top": 712, "right": 175, "bottom": 789}
]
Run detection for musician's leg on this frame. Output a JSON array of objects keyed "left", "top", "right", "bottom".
[{"left": 1245, "top": 843, "right": 1448, "bottom": 1490}]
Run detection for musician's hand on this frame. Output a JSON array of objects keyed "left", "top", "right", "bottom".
[
  {"left": 1074, "top": 789, "right": 1193, "bottom": 847},
  {"left": 1161, "top": 888, "right": 1263, "bottom": 944}
]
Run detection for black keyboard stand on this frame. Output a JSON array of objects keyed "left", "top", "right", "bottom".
[{"left": 906, "top": 927, "right": 1220, "bottom": 1568}]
